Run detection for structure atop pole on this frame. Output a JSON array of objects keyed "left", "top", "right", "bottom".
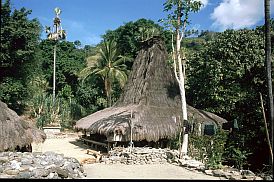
[{"left": 45, "top": 7, "right": 66, "bottom": 102}]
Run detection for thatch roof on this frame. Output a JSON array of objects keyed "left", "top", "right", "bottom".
[
  {"left": 0, "top": 101, "right": 46, "bottom": 152},
  {"left": 75, "top": 37, "right": 227, "bottom": 142}
]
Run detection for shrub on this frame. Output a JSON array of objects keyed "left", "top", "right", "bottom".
[{"left": 188, "top": 129, "right": 229, "bottom": 169}]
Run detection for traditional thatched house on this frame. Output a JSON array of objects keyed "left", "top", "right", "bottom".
[
  {"left": 75, "top": 37, "right": 227, "bottom": 149},
  {"left": 0, "top": 101, "right": 46, "bottom": 152}
]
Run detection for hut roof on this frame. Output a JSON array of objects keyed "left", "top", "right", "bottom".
[
  {"left": 74, "top": 37, "right": 227, "bottom": 142},
  {"left": 0, "top": 101, "right": 46, "bottom": 152}
]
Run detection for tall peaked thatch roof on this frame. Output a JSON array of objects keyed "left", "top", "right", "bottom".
[
  {"left": 75, "top": 37, "right": 227, "bottom": 142},
  {"left": 0, "top": 101, "right": 46, "bottom": 152}
]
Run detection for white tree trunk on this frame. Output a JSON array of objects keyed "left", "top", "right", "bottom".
[
  {"left": 179, "top": 80, "right": 187, "bottom": 120},
  {"left": 179, "top": 83, "right": 188, "bottom": 156},
  {"left": 170, "top": 1, "right": 189, "bottom": 157},
  {"left": 182, "top": 131, "right": 188, "bottom": 155},
  {"left": 176, "top": 29, "right": 188, "bottom": 157}
]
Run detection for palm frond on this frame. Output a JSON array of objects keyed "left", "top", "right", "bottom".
[
  {"left": 79, "top": 38, "right": 129, "bottom": 103},
  {"left": 111, "top": 69, "right": 128, "bottom": 88},
  {"left": 112, "top": 55, "right": 132, "bottom": 67}
]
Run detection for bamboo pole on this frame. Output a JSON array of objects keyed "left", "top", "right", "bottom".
[
  {"left": 259, "top": 92, "right": 273, "bottom": 166},
  {"left": 53, "top": 44, "right": 56, "bottom": 103}
]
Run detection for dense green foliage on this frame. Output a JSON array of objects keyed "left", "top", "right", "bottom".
[
  {"left": 0, "top": 0, "right": 41, "bottom": 113},
  {"left": 103, "top": 18, "right": 172, "bottom": 59},
  {"left": 186, "top": 27, "right": 274, "bottom": 171},
  {"left": 26, "top": 39, "right": 92, "bottom": 128},
  {"left": 37, "top": 40, "right": 86, "bottom": 94},
  {"left": 189, "top": 129, "right": 229, "bottom": 169},
  {"left": 0, "top": 1, "right": 103, "bottom": 127},
  {"left": 188, "top": 29, "right": 266, "bottom": 115},
  {"left": 223, "top": 129, "right": 251, "bottom": 169}
]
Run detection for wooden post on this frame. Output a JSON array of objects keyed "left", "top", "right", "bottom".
[
  {"left": 53, "top": 44, "right": 56, "bottom": 102},
  {"left": 130, "top": 110, "right": 133, "bottom": 153}
]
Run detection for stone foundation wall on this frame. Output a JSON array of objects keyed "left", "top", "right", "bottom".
[
  {"left": 100, "top": 147, "right": 268, "bottom": 180},
  {"left": 101, "top": 147, "right": 183, "bottom": 165}
]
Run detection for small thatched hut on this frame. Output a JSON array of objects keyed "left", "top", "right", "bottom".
[
  {"left": 0, "top": 101, "right": 46, "bottom": 152},
  {"left": 75, "top": 37, "right": 227, "bottom": 148}
]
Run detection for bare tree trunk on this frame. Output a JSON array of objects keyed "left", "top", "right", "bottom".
[
  {"left": 173, "top": 0, "right": 188, "bottom": 157},
  {"left": 264, "top": 0, "right": 274, "bottom": 170}
]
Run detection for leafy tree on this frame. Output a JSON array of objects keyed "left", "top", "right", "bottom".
[
  {"left": 0, "top": 77, "right": 28, "bottom": 112},
  {"left": 103, "top": 18, "right": 172, "bottom": 59},
  {"left": 187, "top": 29, "right": 268, "bottom": 117},
  {"left": 161, "top": 0, "right": 202, "bottom": 156},
  {"left": 0, "top": 0, "right": 41, "bottom": 112},
  {"left": 32, "top": 39, "right": 90, "bottom": 127},
  {"left": 76, "top": 78, "right": 107, "bottom": 113},
  {"left": 79, "top": 39, "right": 131, "bottom": 107},
  {"left": 187, "top": 27, "right": 273, "bottom": 171},
  {"left": 37, "top": 40, "right": 86, "bottom": 95},
  {"left": 0, "top": 0, "right": 41, "bottom": 71}
]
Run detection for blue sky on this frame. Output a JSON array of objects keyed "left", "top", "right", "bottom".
[{"left": 10, "top": 0, "right": 274, "bottom": 46}]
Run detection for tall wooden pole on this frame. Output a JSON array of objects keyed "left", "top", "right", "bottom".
[
  {"left": 264, "top": 0, "right": 273, "bottom": 148},
  {"left": 52, "top": 9, "right": 58, "bottom": 103},
  {"left": 53, "top": 44, "right": 56, "bottom": 102},
  {"left": 46, "top": 7, "right": 65, "bottom": 103},
  {"left": 264, "top": 0, "right": 274, "bottom": 171}
]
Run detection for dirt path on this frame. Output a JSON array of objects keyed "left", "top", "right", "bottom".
[
  {"left": 32, "top": 134, "right": 226, "bottom": 180},
  {"left": 32, "top": 134, "right": 92, "bottom": 163},
  {"left": 83, "top": 163, "right": 226, "bottom": 180}
]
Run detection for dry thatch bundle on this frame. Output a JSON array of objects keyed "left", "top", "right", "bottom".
[
  {"left": 75, "top": 37, "right": 227, "bottom": 142},
  {"left": 0, "top": 101, "right": 46, "bottom": 152}
]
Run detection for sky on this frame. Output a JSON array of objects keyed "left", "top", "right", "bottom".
[{"left": 10, "top": 0, "right": 274, "bottom": 46}]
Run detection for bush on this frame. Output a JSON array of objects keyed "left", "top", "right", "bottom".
[
  {"left": 223, "top": 130, "right": 251, "bottom": 169},
  {"left": 188, "top": 129, "right": 229, "bottom": 169},
  {"left": 0, "top": 77, "right": 27, "bottom": 113}
]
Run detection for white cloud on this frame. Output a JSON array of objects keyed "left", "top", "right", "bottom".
[
  {"left": 211, "top": 0, "right": 274, "bottom": 31},
  {"left": 199, "top": 0, "right": 209, "bottom": 8}
]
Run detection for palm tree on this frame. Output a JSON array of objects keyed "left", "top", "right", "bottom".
[{"left": 80, "top": 39, "right": 131, "bottom": 107}]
